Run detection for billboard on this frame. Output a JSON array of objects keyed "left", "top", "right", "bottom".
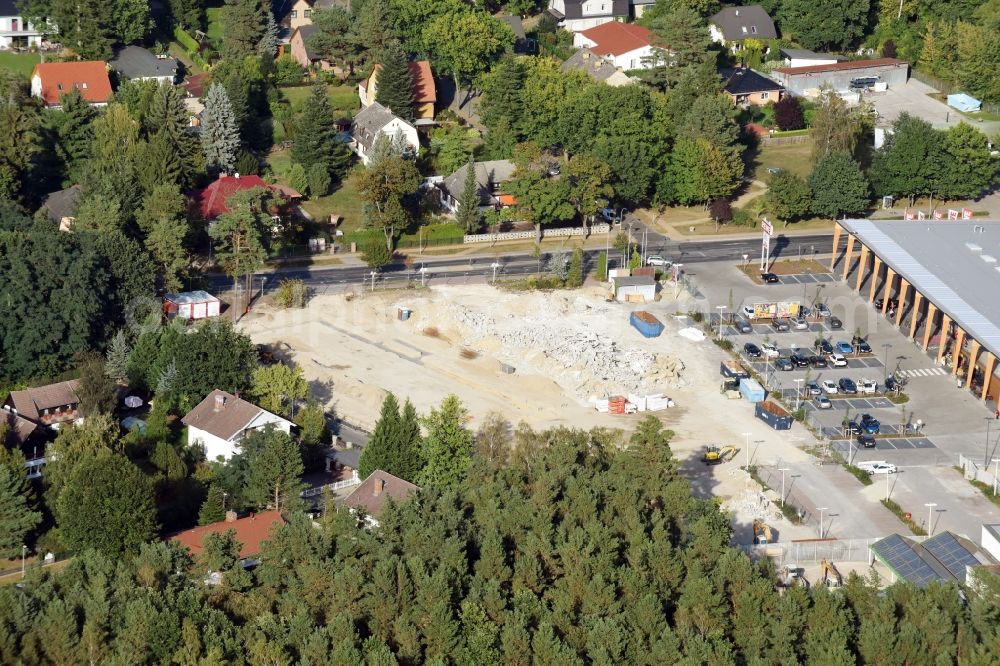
[{"left": 753, "top": 301, "right": 801, "bottom": 319}]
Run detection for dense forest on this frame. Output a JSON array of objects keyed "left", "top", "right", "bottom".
[{"left": 2, "top": 416, "right": 999, "bottom": 664}]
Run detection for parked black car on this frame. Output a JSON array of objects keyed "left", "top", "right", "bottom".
[
  {"left": 853, "top": 337, "right": 872, "bottom": 354},
  {"left": 735, "top": 319, "right": 753, "bottom": 333},
  {"left": 791, "top": 353, "right": 810, "bottom": 368},
  {"left": 809, "top": 355, "right": 828, "bottom": 368},
  {"left": 857, "top": 433, "right": 877, "bottom": 448},
  {"left": 775, "top": 357, "right": 794, "bottom": 371},
  {"left": 885, "top": 376, "right": 901, "bottom": 392},
  {"left": 828, "top": 316, "right": 843, "bottom": 330},
  {"left": 844, "top": 421, "right": 862, "bottom": 435},
  {"left": 815, "top": 339, "right": 834, "bottom": 355},
  {"left": 771, "top": 318, "right": 790, "bottom": 332},
  {"left": 761, "top": 272, "right": 780, "bottom": 284},
  {"left": 838, "top": 377, "right": 858, "bottom": 394},
  {"left": 744, "top": 343, "right": 762, "bottom": 358}
]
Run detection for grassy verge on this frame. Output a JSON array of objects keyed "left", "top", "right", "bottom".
[
  {"left": 746, "top": 465, "right": 803, "bottom": 524},
  {"left": 500, "top": 275, "right": 568, "bottom": 291},
  {"left": 751, "top": 138, "right": 815, "bottom": 180},
  {"left": 0, "top": 51, "right": 41, "bottom": 76},
  {"left": 952, "top": 466, "right": 1000, "bottom": 506},
  {"left": 880, "top": 498, "right": 927, "bottom": 535},
  {"left": 280, "top": 84, "right": 358, "bottom": 118}
]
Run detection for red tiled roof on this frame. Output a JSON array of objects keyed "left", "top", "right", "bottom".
[
  {"left": 170, "top": 510, "right": 284, "bottom": 559},
  {"left": 773, "top": 58, "right": 907, "bottom": 76},
  {"left": 31, "top": 61, "right": 112, "bottom": 106},
  {"left": 185, "top": 73, "right": 209, "bottom": 98},
  {"left": 193, "top": 174, "right": 279, "bottom": 220},
  {"left": 580, "top": 22, "right": 652, "bottom": 57},
  {"left": 408, "top": 60, "right": 436, "bottom": 104}
]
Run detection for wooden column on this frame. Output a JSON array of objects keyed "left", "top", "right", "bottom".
[
  {"left": 922, "top": 303, "right": 938, "bottom": 352},
  {"left": 983, "top": 353, "right": 997, "bottom": 402},
  {"left": 842, "top": 234, "right": 856, "bottom": 280},
  {"left": 952, "top": 328, "right": 966, "bottom": 375},
  {"left": 909, "top": 292, "right": 924, "bottom": 340},
  {"left": 830, "top": 223, "right": 843, "bottom": 271},
  {"left": 855, "top": 245, "right": 870, "bottom": 292},
  {"left": 881, "top": 268, "right": 896, "bottom": 314},
  {"left": 895, "top": 279, "right": 910, "bottom": 327},
  {"left": 966, "top": 340, "right": 981, "bottom": 389},
  {"left": 868, "top": 257, "right": 883, "bottom": 303},
  {"left": 938, "top": 314, "right": 952, "bottom": 364}
]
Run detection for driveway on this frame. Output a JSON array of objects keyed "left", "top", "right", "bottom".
[{"left": 867, "top": 79, "right": 1000, "bottom": 136}]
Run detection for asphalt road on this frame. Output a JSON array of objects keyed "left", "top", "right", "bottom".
[{"left": 211, "top": 231, "right": 843, "bottom": 292}]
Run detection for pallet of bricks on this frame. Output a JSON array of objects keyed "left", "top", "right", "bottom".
[{"left": 608, "top": 395, "right": 627, "bottom": 414}]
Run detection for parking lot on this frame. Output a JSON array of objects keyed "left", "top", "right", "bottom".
[
  {"left": 864, "top": 79, "right": 1000, "bottom": 135},
  {"left": 689, "top": 259, "right": 1000, "bottom": 541}
]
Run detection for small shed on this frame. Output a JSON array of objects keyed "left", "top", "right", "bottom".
[
  {"left": 613, "top": 276, "right": 656, "bottom": 303},
  {"left": 947, "top": 93, "right": 981, "bottom": 113},
  {"left": 164, "top": 291, "right": 221, "bottom": 320}
]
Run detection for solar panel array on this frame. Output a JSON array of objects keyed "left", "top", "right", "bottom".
[
  {"left": 872, "top": 534, "right": 942, "bottom": 588},
  {"left": 923, "top": 532, "right": 981, "bottom": 581}
]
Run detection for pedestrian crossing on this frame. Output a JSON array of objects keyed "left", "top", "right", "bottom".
[{"left": 897, "top": 367, "right": 948, "bottom": 378}]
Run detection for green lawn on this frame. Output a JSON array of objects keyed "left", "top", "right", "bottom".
[
  {"left": 280, "top": 84, "right": 359, "bottom": 118},
  {"left": 0, "top": 51, "right": 40, "bottom": 77},
  {"left": 751, "top": 138, "right": 816, "bottom": 181},
  {"left": 267, "top": 148, "right": 367, "bottom": 234}
]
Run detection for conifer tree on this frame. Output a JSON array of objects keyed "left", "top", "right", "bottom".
[
  {"left": 291, "top": 86, "right": 347, "bottom": 180},
  {"left": 55, "top": 87, "right": 97, "bottom": 183},
  {"left": 198, "top": 484, "right": 227, "bottom": 525},
  {"left": 105, "top": 330, "right": 130, "bottom": 382},
  {"left": 395, "top": 398, "right": 424, "bottom": 481},
  {"left": 417, "top": 395, "right": 473, "bottom": 489},
  {"left": 201, "top": 84, "right": 240, "bottom": 174},
  {"left": 145, "top": 83, "right": 200, "bottom": 187},
  {"left": 373, "top": 43, "right": 414, "bottom": 120},
  {"left": 456, "top": 157, "right": 480, "bottom": 232},
  {"left": 0, "top": 466, "right": 41, "bottom": 558},
  {"left": 359, "top": 393, "right": 402, "bottom": 478},
  {"left": 220, "top": 0, "right": 267, "bottom": 60}
]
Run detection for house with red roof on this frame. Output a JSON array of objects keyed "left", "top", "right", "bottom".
[
  {"left": 359, "top": 60, "right": 436, "bottom": 121},
  {"left": 192, "top": 173, "right": 302, "bottom": 221},
  {"left": 30, "top": 61, "right": 112, "bottom": 108},
  {"left": 170, "top": 510, "right": 284, "bottom": 561},
  {"left": 573, "top": 21, "right": 656, "bottom": 71}
]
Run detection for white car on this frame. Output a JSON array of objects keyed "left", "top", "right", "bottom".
[
  {"left": 646, "top": 255, "right": 670, "bottom": 267},
  {"left": 821, "top": 380, "right": 839, "bottom": 394},
  {"left": 762, "top": 343, "right": 780, "bottom": 358},
  {"left": 828, "top": 353, "right": 848, "bottom": 367},
  {"left": 859, "top": 378, "right": 878, "bottom": 394},
  {"left": 791, "top": 316, "right": 808, "bottom": 330},
  {"left": 742, "top": 305, "right": 756, "bottom": 320},
  {"left": 858, "top": 461, "right": 897, "bottom": 475}
]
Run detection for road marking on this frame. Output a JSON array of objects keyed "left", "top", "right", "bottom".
[{"left": 898, "top": 367, "right": 947, "bottom": 378}]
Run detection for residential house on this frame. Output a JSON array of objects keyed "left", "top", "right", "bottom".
[
  {"left": 561, "top": 48, "right": 636, "bottom": 86},
  {"left": 282, "top": 0, "right": 345, "bottom": 31},
  {"left": 182, "top": 389, "right": 294, "bottom": 461},
  {"left": 171, "top": 510, "right": 284, "bottom": 562},
  {"left": 30, "top": 61, "right": 112, "bottom": 108},
  {"left": 2, "top": 409, "right": 39, "bottom": 448},
  {"left": 289, "top": 25, "right": 331, "bottom": 69},
  {"left": 720, "top": 67, "right": 784, "bottom": 106},
  {"left": 709, "top": 6, "right": 777, "bottom": 47},
  {"left": 779, "top": 47, "right": 844, "bottom": 69},
  {"left": 192, "top": 173, "right": 301, "bottom": 221},
  {"left": 40, "top": 184, "right": 82, "bottom": 231},
  {"left": 3, "top": 380, "right": 82, "bottom": 430},
  {"left": 341, "top": 469, "right": 419, "bottom": 527},
  {"left": 547, "top": 0, "right": 629, "bottom": 32},
  {"left": 629, "top": 0, "right": 655, "bottom": 19},
  {"left": 497, "top": 15, "right": 535, "bottom": 54},
  {"left": 438, "top": 160, "right": 517, "bottom": 214},
  {"left": 359, "top": 60, "right": 436, "bottom": 121},
  {"left": 349, "top": 101, "right": 419, "bottom": 165},
  {"left": 573, "top": 20, "right": 654, "bottom": 70},
  {"left": 110, "top": 46, "right": 178, "bottom": 84},
  {"left": 0, "top": 0, "right": 43, "bottom": 49}
]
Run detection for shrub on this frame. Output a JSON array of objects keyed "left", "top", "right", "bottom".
[
  {"left": 274, "top": 54, "right": 305, "bottom": 86},
  {"left": 774, "top": 96, "right": 805, "bottom": 131},
  {"left": 307, "top": 164, "right": 332, "bottom": 197},
  {"left": 274, "top": 279, "right": 307, "bottom": 308},
  {"left": 173, "top": 27, "right": 199, "bottom": 52},
  {"left": 287, "top": 163, "right": 308, "bottom": 195}
]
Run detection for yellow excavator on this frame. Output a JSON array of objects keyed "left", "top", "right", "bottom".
[
  {"left": 703, "top": 445, "right": 738, "bottom": 465},
  {"left": 820, "top": 559, "right": 843, "bottom": 588}
]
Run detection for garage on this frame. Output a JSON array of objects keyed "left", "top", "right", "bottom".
[
  {"left": 773, "top": 58, "right": 909, "bottom": 97},
  {"left": 612, "top": 276, "right": 656, "bottom": 303}
]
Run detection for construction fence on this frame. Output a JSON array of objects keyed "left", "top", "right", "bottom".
[{"left": 740, "top": 538, "right": 881, "bottom": 566}]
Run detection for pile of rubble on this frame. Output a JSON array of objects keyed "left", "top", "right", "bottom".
[{"left": 724, "top": 489, "right": 782, "bottom": 523}]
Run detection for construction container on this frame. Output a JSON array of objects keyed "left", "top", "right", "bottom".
[
  {"left": 163, "top": 291, "right": 221, "bottom": 320},
  {"left": 627, "top": 393, "right": 647, "bottom": 412},
  {"left": 630, "top": 311, "right": 664, "bottom": 338},
  {"left": 720, "top": 360, "right": 749, "bottom": 379},
  {"left": 645, "top": 393, "right": 674, "bottom": 411},
  {"left": 397, "top": 307, "right": 412, "bottom": 321},
  {"left": 500, "top": 363, "right": 515, "bottom": 375},
  {"left": 608, "top": 395, "right": 627, "bottom": 415},
  {"left": 739, "top": 378, "right": 765, "bottom": 403},
  {"left": 755, "top": 400, "right": 793, "bottom": 430}
]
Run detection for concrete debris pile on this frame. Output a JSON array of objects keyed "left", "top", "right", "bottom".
[{"left": 724, "top": 489, "right": 782, "bottom": 523}]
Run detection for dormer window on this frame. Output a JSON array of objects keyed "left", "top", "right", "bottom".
[{"left": 81, "top": 82, "right": 88, "bottom": 89}]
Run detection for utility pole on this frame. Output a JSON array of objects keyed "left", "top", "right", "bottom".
[
  {"left": 817, "top": 507, "right": 828, "bottom": 538},
  {"left": 925, "top": 502, "right": 938, "bottom": 535},
  {"left": 778, "top": 467, "right": 790, "bottom": 507}
]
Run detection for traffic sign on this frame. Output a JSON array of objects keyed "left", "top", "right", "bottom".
[{"left": 761, "top": 218, "right": 773, "bottom": 235}]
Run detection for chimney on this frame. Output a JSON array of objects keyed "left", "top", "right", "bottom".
[
  {"left": 373, "top": 478, "right": 385, "bottom": 497},
  {"left": 214, "top": 393, "right": 226, "bottom": 412},
  {"left": 234, "top": 172, "right": 240, "bottom": 179},
  {"left": 224, "top": 510, "right": 237, "bottom": 523}
]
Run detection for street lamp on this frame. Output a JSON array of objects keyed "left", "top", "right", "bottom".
[
  {"left": 370, "top": 270, "right": 377, "bottom": 293},
  {"left": 817, "top": 507, "right": 829, "bottom": 538},
  {"left": 419, "top": 265, "right": 428, "bottom": 287},
  {"left": 778, "top": 467, "right": 790, "bottom": 506},
  {"left": 794, "top": 378, "right": 804, "bottom": 410},
  {"left": 490, "top": 261, "right": 500, "bottom": 284},
  {"left": 925, "top": 502, "right": 938, "bottom": 535},
  {"left": 985, "top": 417, "right": 994, "bottom": 468},
  {"left": 992, "top": 457, "right": 1000, "bottom": 496},
  {"left": 716, "top": 305, "right": 726, "bottom": 337},
  {"left": 885, "top": 466, "right": 892, "bottom": 500},
  {"left": 21, "top": 545, "right": 26, "bottom": 579},
  {"left": 882, "top": 343, "right": 892, "bottom": 373},
  {"left": 743, "top": 432, "right": 752, "bottom": 470}
]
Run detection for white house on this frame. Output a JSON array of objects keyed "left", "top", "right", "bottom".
[
  {"left": 349, "top": 101, "right": 419, "bottom": 165},
  {"left": 437, "top": 160, "right": 517, "bottom": 214},
  {"left": 779, "top": 47, "right": 844, "bottom": 69},
  {"left": 109, "top": 46, "right": 179, "bottom": 84},
  {"left": 547, "top": 0, "right": 629, "bottom": 32},
  {"left": 182, "top": 389, "right": 293, "bottom": 461},
  {"left": 573, "top": 21, "right": 655, "bottom": 70},
  {"left": 0, "top": 0, "right": 43, "bottom": 49}
]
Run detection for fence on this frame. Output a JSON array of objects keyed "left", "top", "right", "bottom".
[
  {"left": 910, "top": 69, "right": 1000, "bottom": 115},
  {"left": 301, "top": 470, "right": 360, "bottom": 498},
  {"left": 463, "top": 223, "right": 610, "bottom": 245},
  {"left": 760, "top": 134, "right": 811, "bottom": 146},
  {"left": 958, "top": 453, "right": 999, "bottom": 491},
  {"left": 739, "top": 538, "right": 881, "bottom": 566}
]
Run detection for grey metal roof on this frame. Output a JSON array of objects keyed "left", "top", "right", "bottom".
[
  {"left": 441, "top": 160, "right": 516, "bottom": 204},
  {"left": 41, "top": 185, "right": 81, "bottom": 223},
  {"left": 710, "top": 5, "right": 777, "bottom": 41},
  {"left": 614, "top": 276, "right": 656, "bottom": 288},
  {"left": 779, "top": 48, "right": 844, "bottom": 61},
  {"left": 295, "top": 24, "right": 319, "bottom": 61},
  {"left": 110, "top": 46, "right": 178, "bottom": 81},
  {"left": 840, "top": 219, "right": 1000, "bottom": 360},
  {"left": 562, "top": 48, "right": 621, "bottom": 82}
]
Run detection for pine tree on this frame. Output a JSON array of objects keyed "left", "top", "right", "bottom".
[
  {"left": 105, "top": 330, "right": 130, "bottom": 382},
  {"left": 201, "top": 84, "right": 240, "bottom": 174},
  {"left": 567, "top": 246, "right": 584, "bottom": 288},
  {"left": 198, "top": 484, "right": 227, "bottom": 525},
  {"left": 291, "top": 86, "right": 339, "bottom": 175},
  {"left": 456, "top": 157, "right": 480, "bottom": 232},
  {"left": 395, "top": 398, "right": 424, "bottom": 481},
  {"left": 220, "top": 0, "right": 267, "bottom": 60},
  {"left": 258, "top": 8, "right": 279, "bottom": 56},
  {"left": 169, "top": 0, "right": 204, "bottom": 30},
  {"left": 146, "top": 215, "right": 189, "bottom": 292},
  {"left": 374, "top": 43, "right": 414, "bottom": 120},
  {"left": 145, "top": 83, "right": 199, "bottom": 187},
  {"left": 137, "top": 131, "right": 183, "bottom": 193},
  {"left": 0, "top": 466, "right": 41, "bottom": 558},
  {"left": 359, "top": 393, "right": 402, "bottom": 478},
  {"left": 55, "top": 87, "right": 97, "bottom": 183},
  {"left": 417, "top": 395, "right": 473, "bottom": 489}
]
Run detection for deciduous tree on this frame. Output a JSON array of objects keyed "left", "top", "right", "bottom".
[
  {"left": 870, "top": 114, "right": 946, "bottom": 204},
  {"left": 808, "top": 152, "right": 870, "bottom": 219},
  {"left": 774, "top": 96, "right": 805, "bottom": 131},
  {"left": 778, "top": 0, "right": 870, "bottom": 50},
  {"left": 358, "top": 155, "right": 421, "bottom": 251},
  {"left": 251, "top": 363, "right": 308, "bottom": 417},
  {"left": 422, "top": 11, "right": 515, "bottom": 89},
  {"left": 766, "top": 171, "right": 813, "bottom": 223}
]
